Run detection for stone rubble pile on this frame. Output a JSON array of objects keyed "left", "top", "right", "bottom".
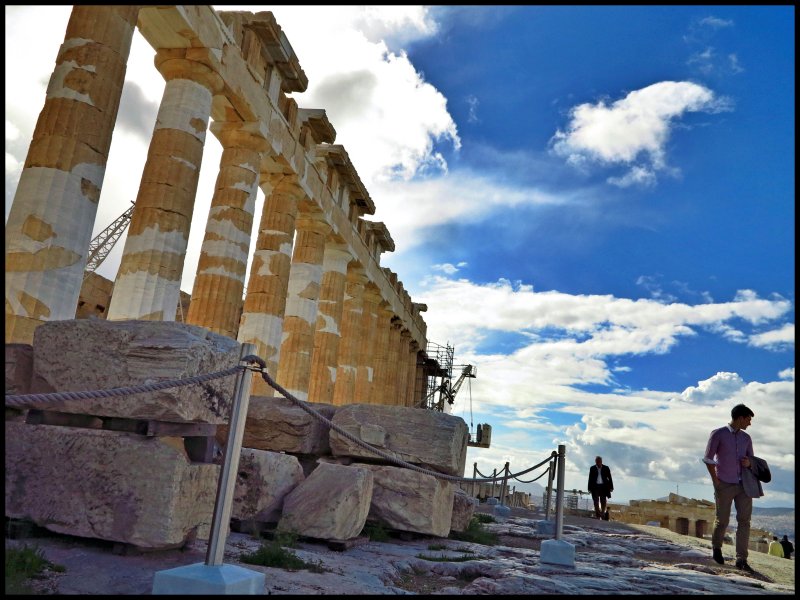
[{"left": 5, "top": 320, "right": 475, "bottom": 550}]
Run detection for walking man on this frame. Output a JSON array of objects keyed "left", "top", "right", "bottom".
[
  {"left": 702, "top": 403, "right": 756, "bottom": 572},
  {"left": 587, "top": 456, "right": 613, "bottom": 520}
]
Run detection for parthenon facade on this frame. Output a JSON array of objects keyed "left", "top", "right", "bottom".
[{"left": 5, "top": 6, "right": 431, "bottom": 407}]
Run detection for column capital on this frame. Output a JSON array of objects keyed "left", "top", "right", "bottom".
[
  {"left": 155, "top": 52, "right": 224, "bottom": 93},
  {"left": 295, "top": 213, "right": 332, "bottom": 236},
  {"left": 210, "top": 121, "right": 270, "bottom": 151}
]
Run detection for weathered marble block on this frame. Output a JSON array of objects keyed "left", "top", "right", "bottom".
[
  {"left": 278, "top": 462, "right": 373, "bottom": 541},
  {"left": 29, "top": 319, "right": 241, "bottom": 423},
  {"left": 356, "top": 463, "right": 455, "bottom": 537},
  {"left": 5, "top": 422, "right": 219, "bottom": 549},
  {"left": 218, "top": 395, "right": 337, "bottom": 455},
  {"left": 6, "top": 343, "right": 33, "bottom": 395},
  {"left": 329, "top": 404, "right": 469, "bottom": 476},
  {"left": 232, "top": 448, "right": 305, "bottom": 523},
  {"left": 450, "top": 487, "right": 477, "bottom": 533}
]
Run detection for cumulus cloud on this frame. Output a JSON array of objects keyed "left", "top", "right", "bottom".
[{"left": 550, "top": 81, "right": 731, "bottom": 185}]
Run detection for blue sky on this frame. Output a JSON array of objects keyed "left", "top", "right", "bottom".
[{"left": 5, "top": 6, "right": 794, "bottom": 507}]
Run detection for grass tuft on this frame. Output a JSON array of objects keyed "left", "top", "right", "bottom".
[{"left": 448, "top": 517, "right": 499, "bottom": 546}]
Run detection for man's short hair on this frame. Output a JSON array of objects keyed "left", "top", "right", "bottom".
[{"left": 731, "top": 404, "right": 754, "bottom": 420}]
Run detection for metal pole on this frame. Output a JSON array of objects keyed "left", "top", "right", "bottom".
[
  {"left": 555, "top": 444, "right": 566, "bottom": 540},
  {"left": 490, "top": 468, "right": 497, "bottom": 499},
  {"left": 205, "top": 342, "right": 256, "bottom": 566},
  {"left": 472, "top": 462, "right": 477, "bottom": 499},
  {"left": 544, "top": 458, "right": 555, "bottom": 520},
  {"left": 499, "top": 462, "right": 509, "bottom": 506}
]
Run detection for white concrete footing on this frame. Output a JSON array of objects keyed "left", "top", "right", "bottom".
[
  {"left": 539, "top": 539, "right": 576, "bottom": 567},
  {"left": 152, "top": 563, "right": 265, "bottom": 595},
  {"left": 535, "top": 519, "right": 555, "bottom": 535}
]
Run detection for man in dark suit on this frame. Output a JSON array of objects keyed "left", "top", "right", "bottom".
[{"left": 587, "top": 456, "right": 614, "bottom": 519}]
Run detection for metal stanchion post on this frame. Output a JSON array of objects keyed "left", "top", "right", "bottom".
[
  {"left": 205, "top": 342, "right": 256, "bottom": 567},
  {"left": 544, "top": 459, "right": 555, "bottom": 520},
  {"left": 554, "top": 444, "right": 566, "bottom": 540},
  {"left": 472, "top": 462, "right": 477, "bottom": 499},
  {"left": 499, "top": 462, "right": 509, "bottom": 506},
  {"left": 490, "top": 468, "right": 497, "bottom": 499}
]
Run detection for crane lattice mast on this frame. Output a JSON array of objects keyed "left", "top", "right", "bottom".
[{"left": 83, "top": 202, "right": 135, "bottom": 277}]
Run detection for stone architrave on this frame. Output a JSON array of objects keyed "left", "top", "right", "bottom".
[
  {"left": 107, "top": 51, "right": 224, "bottom": 322},
  {"left": 28, "top": 319, "right": 241, "bottom": 423},
  {"left": 277, "top": 462, "right": 373, "bottom": 541},
  {"left": 450, "top": 487, "right": 476, "bottom": 533},
  {"left": 5, "top": 422, "right": 219, "bottom": 550},
  {"left": 185, "top": 121, "right": 268, "bottom": 339},
  {"left": 5, "top": 6, "right": 140, "bottom": 344},
  {"left": 277, "top": 214, "right": 331, "bottom": 401},
  {"left": 355, "top": 463, "right": 454, "bottom": 537},
  {"left": 216, "top": 395, "right": 337, "bottom": 455},
  {"left": 232, "top": 448, "right": 305, "bottom": 524},
  {"left": 307, "top": 244, "right": 351, "bottom": 404},
  {"left": 329, "top": 404, "right": 469, "bottom": 476}
]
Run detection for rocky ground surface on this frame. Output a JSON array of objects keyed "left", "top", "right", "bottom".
[{"left": 7, "top": 508, "right": 795, "bottom": 595}]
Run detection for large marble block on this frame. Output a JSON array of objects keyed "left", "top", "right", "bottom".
[
  {"left": 218, "top": 395, "right": 337, "bottom": 455},
  {"left": 232, "top": 448, "right": 305, "bottom": 523},
  {"left": 5, "top": 343, "right": 33, "bottom": 395},
  {"left": 5, "top": 422, "right": 219, "bottom": 549},
  {"left": 329, "top": 404, "right": 468, "bottom": 476},
  {"left": 356, "top": 463, "right": 454, "bottom": 537},
  {"left": 29, "top": 319, "right": 242, "bottom": 423},
  {"left": 277, "top": 462, "right": 373, "bottom": 541}
]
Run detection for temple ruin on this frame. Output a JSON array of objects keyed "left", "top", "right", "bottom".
[
  {"left": 5, "top": 6, "right": 481, "bottom": 551},
  {"left": 5, "top": 5, "right": 433, "bottom": 407}
]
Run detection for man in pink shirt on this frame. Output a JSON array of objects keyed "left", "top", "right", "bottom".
[{"left": 702, "top": 403, "right": 755, "bottom": 572}]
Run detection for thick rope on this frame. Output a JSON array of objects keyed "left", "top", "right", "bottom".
[
  {"left": 4, "top": 365, "right": 245, "bottom": 409},
  {"left": 512, "top": 465, "right": 551, "bottom": 484},
  {"left": 255, "top": 365, "right": 556, "bottom": 485}
]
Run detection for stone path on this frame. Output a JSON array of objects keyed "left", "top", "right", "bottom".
[{"left": 9, "top": 514, "right": 794, "bottom": 595}]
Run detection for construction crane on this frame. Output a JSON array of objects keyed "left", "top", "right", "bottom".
[
  {"left": 83, "top": 201, "right": 135, "bottom": 278},
  {"left": 422, "top": 342, "right": 490, "bottom": 448}
]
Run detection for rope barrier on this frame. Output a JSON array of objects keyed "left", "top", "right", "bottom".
[
  {"left": 512, "top": 465, "right": 551, "bottom": 484},
  {"left": 4, "top": 350, "right": 557, "bottom": 487},
  {"left": 4, "top": 365, "right": 245, "bottom": 409}
]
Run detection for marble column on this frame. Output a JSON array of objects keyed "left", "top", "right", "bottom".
[
  {"left": 276, "top": 214, "right": 331, "bottom": 401},
  {"left": 307, "top": 244, "right": 351, "bottom": 404},
  {"left": 354, "top": 284, "right": 381, "bottom": 405},
  {"left": 383, "top": 318, "right": 403, "bottom": 405},
  {"left": 185, "top": 122, "right": 267, "bottom": 338},
  {"left": 5, "top": 6, "right": 140, "bottom": 343},
  {"left": 369, "top": 306, "right": 394, "bottom": 405},
  {"left": 237, "top": 175, "right": 304, "bottom": 394},
  {"left": 332, "top": 267, "right": 367, "bottom": 406},
  {"left": 107, "top": 51, "right": 223, "bottom": 321},
  {"left": 394, "top": 329, "right": 412, "bottom": 407},
  {"left": 405, "top": 342, "right": 420, "bottom": 407}
]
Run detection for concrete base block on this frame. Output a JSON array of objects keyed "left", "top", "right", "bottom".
[
  {"left": 485, "top": 497, "right": 499, "bottom": 506},
  {"left": 540, "top": 539, "right": 576, "bottom": 567},
  {"left": 493, "top": 505, "right": 511, "bottom": 521},
  {"left": 535, "top": 519, "right": 555, "bottom": 535},
  {"left": 152, "top": 563, "right": 265, "bottom": 595}
]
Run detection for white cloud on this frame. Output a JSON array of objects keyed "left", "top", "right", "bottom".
[
  {"left": 778, "top": 367, "right": 794, "bottom": 380},
  {"left": 699, "top": 16, "right": 734, "bottom": 29},
  {"left": 749, "top": 323, "right": 795, "bottom": 349},
  {"left": 550, "top": 81, "right": 731, "bottom": 184},
  {"left": 607, "top": 165, "right": 658, "bottom": 188}
]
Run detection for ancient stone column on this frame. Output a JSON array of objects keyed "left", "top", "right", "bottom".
[
  {"left": 276, "top": 214, "right": 331, "bottom": 401},
  {"left": 405, "top": 341, "right": 420, "bottom": 407},
  {"left": 369, "top": 305, "right": 394, "bottom": 405},
  {"left": 383, "top": 319, "right": 403, "bottom": 406},
  {"left": 307, "top": 243, "right": 351, "bottom": 404},
  {"left": 185, "top": 122, "right": 267, "bottom": 338},
  {"left": 332, "top": 267, "right": 368, "bottom": 406},
  {"left": 354, "top": 284, "right": 381, "bottom": 405},
  {"left": 394, "top": 329, "right": 412, "bottom": 407},
  {"left": 237, "top": 175, "right": 304, "bottom": 394},
  {"left": 107, "top": 51, "right": 223, "bottom": 321},
  {"left": 5, "top": 6, "right": 140, "bottom": 344}
]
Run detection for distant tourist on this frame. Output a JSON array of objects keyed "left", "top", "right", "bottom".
[
  {"left": 702, "top": 404, "right": 758, "bottom": 572},
  {"left": 780, "top": 535, "right": 794, "bottom": 560},
  {"left": 587, "top": 456, "right": 613, "bottom": 520},
  {"left": 768, "top": 536, "right": 785, "bottom": 557}
]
